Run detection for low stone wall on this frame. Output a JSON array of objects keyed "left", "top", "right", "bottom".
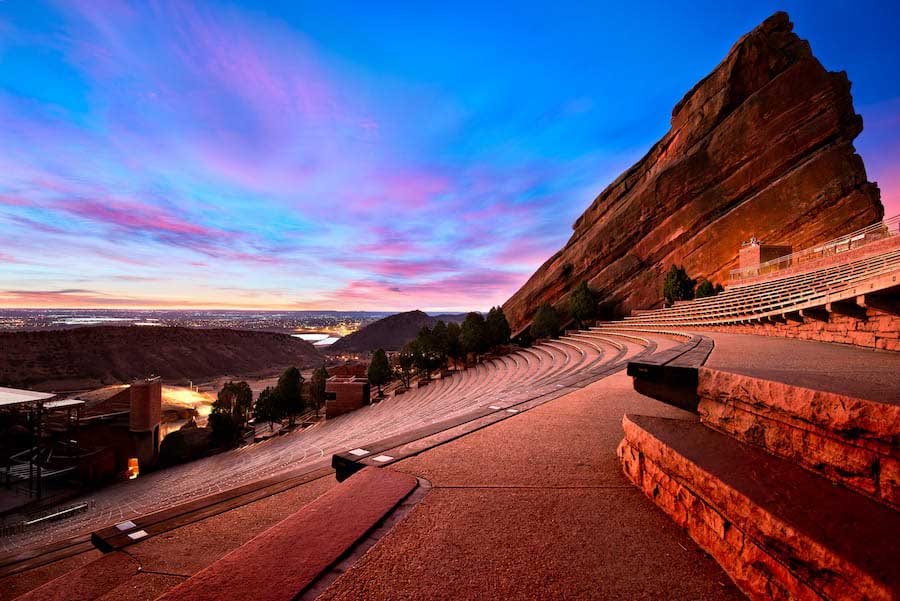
[
  {"left": 618, "top": 427, "right": 822, "bottom": 600},
  {"left": 618, "top": 415, "right": 896, "bottom": 601},
  {"left": 698, "top": 307, "right": 899, "bottom": 350},
  {"left": 698, "top": 368, "right": 900, "bottom": 509}
]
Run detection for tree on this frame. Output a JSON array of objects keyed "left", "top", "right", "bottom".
[
  {"left": 446, "top": 322, "right": 462, "bottom": 368},
  {"left": 694, "top": 278, "right": 715, "bottom": 299},
  {"left": 569, "top": 281, "right": 598, "bottom": 328},
  {"left": 208, "top": 409, "right": 241, "bottom": 449},
  {"left": 254, "top": 386, "right": 282, "bottom": 429},
  {"left": 663, "top": 265, "right": 695, "bottom": 306},
  {"left": 430, "top": 320, "right": 450, "bottom": 367},
  {"left": 309, "top": 364, "right": 329, "bottom": 417},
  {"left": 486, "top": 306, "right": 511, "bottom": 348},
  {"left": 275, "top": 367, "right": 304, "bottom": 425},
  {"left": 368, "top": 349, "right": 392, "bottom": 398},
  {"left": 396, "top": 344, "right": 415, "bottom": 387},
  {"left": 460, "top": 312, "right": 488, "bottom": 360},
  {"left": 531, "top": 304, "right": 560, "bottom": 339},
  {"left": 215, "top": 381, "right": 253, "bottom": 427}
]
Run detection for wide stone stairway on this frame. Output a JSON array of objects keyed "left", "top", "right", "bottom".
[{"left": 620, "top": 329, "right": 899, "bottom": 600}]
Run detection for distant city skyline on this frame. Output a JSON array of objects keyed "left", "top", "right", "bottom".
[{"left": 1, "top": 1, "right": 898, "bottom": 311}]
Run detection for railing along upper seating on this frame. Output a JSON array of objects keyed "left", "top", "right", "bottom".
[{"left": 730, "top": 215, "right": 900, "bottom": 281}]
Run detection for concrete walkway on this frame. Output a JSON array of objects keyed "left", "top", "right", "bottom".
[
  {"left": 699, "top": 332, "right": 900, "bottom": 404},
  {"left": 317, "top": 372, "right": 745, "bottom": 600}
]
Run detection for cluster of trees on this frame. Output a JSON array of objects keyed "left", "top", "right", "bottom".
[
  {"left": 662, "top": 265, "right": 724, "bottom": 305},
  {"left": 207, "top": 365, "right": 330, "bottom": 449},
  {"left": 529, "top": 280, "right": 600, "bottom": 340},
  {"left": 391, "top": 308, "right": 512, "bottom": 388}
]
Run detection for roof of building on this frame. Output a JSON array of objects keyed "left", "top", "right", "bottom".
[
  {"left": 44, "top": 398, "right": 86, "bottom": 411},
  {"left": 0, "top": 386, "right": 56, "bottom": 408}
]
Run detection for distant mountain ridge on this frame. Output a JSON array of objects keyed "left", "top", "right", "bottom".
[
  {"left": 0, "top": 326, "right": 322, "bottom": 391},
  {"left": 329, "top": 310, "right": 465, "bottom": 353}
]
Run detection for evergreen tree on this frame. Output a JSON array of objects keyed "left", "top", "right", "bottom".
[
  {"left": 309, "top": 364, "right": 329, "bottom": 417},
  {"left": 530, "top": 304, "right": 561, "bottom": 339},
  {"left": 694, "top": 278, "right": 716, "bottom": 299},
  {"left": 275, "top": 366, "right": 304, "bottom": 425},
  {"left": 486, "top": 306, "right": 511, "bottom": 348},
  {"left": 367, "top": 349, "right": 392, "bottom": 398},
  {"left": 446, "top": 321, "right": 462, "bottom": 368},
  {"left": 460, "top": 312, "right": 488, "bottom": 359},
  {"left": 214, "top": 381, "right": 253, "bottom": 427},
  {"left": 253, "top": 386, "right": 282, "bottom": 430},
  {"left": 430, "top": 320, "right": 450, "bottom": 366},
  {"left": 569, "top": 281, "right": 598, "bottom": 328},
  {"left": 208, "top": 410, "right": 240, "bottom": 449},
  {"left": 397, "top": 344, "right": 415, "bottom": 387},
  {"left": 662, "top": 265, "right": 695, "bottom": 305}
]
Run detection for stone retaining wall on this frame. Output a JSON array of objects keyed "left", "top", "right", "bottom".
[{"left": 698, "top": 307, "right": 899, "bottom": 350}]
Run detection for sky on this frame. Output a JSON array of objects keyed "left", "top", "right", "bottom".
[{"left": 1, "top": 1, "right": 898, "bottom": 312}]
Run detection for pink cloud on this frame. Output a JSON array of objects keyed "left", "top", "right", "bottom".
[
  {"left": 334, "top": 257, "right": 460, "bottom": 279},
  {"left": 300, "top": 269, "right": 525, "bottom": 311}
]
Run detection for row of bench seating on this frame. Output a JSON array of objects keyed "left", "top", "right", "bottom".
[
  {"left": 600, "top": 237, "right": 900, "bottom": 328},
  {"left": 1, "top": 330, "right": 671, "bottom": 554}
]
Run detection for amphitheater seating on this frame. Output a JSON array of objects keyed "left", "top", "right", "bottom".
[
  {"left": 0, "top": 329, "right": 673, "bottom": 555},
  {"left": 602, "top": 237, "right": 899, "bottom": 328}
]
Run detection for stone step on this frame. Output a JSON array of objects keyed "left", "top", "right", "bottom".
[
  {"left": 618, "top": 414, "right": 900, "bottom": 601},
  {"left": 154, "top": 467, "right": 417, "bottom": 601},
  {"left": 697, "top": 367, "right": 900, "bottom": 509}
]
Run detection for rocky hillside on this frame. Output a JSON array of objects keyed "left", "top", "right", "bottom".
[
  {"left": 329, "top": 310, "right": 463, "bottom": 353},
  {"left": 0, "top": 326, "right": 322, "bottom": 390},
  {"left": 504, "top": 12, "right": 883, "bottom": 334}
]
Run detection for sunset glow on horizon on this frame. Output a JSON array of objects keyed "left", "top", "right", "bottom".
[{"left": 2, "top": 1, "right": 899, "bottom": 312}]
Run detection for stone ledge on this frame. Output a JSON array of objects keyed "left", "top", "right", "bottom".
[
  {"left": 155, "top": 467, "right": 417, "bottom": 601},
  {"left": 698, "top": 368, "right": 900, "bottom": 508},
  {"left": 619, "top": 414, "right": 900, "bottom": 601}
]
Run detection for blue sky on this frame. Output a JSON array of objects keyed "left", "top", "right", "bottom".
[{"left": 1, "top": 1, "right": 897, "bottom": 310}]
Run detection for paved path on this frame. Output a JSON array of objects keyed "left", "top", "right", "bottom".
[{"left": 317, "top": 371, "right": 745, "bottom": 600}]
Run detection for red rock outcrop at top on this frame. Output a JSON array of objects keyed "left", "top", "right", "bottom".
[{"left": 504, "top": 12, "right": 883, "bottom": 334}]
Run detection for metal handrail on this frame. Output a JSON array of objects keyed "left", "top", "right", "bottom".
[{"left": 730, "top": 215, "right": 900, "bottom": 280}]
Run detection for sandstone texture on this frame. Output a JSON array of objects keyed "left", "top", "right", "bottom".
[
  {"left": 699, "top": 307, "right": 900, "bottom": 351},
  {"left": 504, "top": 12, "right": 883, "bottom": 334},
  {"left": 619, "top": 414, "right": 900, "bottom": 601},
  {"left": 697, "top": 367, "right": 900, "bottom": 508}
]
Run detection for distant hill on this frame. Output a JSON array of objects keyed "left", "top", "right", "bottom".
[
  {"left": 0, "top": 326, "right": 322, "bottom": 391},
  {"left": 329, "top": 310, "right": 465, "bottom": 353}
]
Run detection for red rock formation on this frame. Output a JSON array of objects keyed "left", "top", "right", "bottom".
[{"left": 504, "top": 12, "right": 883, "bottom": 334}]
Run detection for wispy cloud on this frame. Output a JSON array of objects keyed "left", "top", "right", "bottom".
[{"left": 1, "top": 2, "right": 895, "bottom": 311}]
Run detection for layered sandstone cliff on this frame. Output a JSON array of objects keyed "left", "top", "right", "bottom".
[{"left": 504, "top": 12, "right": 883, "bottom": 334}]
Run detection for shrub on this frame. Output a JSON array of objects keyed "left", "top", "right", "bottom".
[
  {"left": 531, "top": 304, "right": 561, "bottom": 339},
  {"left": 694, "top": 278, "right": 715, "bottom": 298},
  {"left": 208, "top": 410, "right": 241, "bottom": 449},
  {"left": 569, "top": 280, "right": 598, "bottom": 328},
  {"left": 662, "top": 265, "right": 695, "bottom": 305},
  {"left": 695, "top": 278, "right": 725, "bottom": 299}
]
